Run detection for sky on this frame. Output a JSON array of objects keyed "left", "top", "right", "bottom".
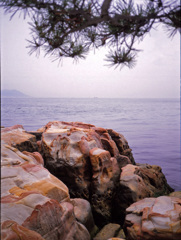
[{"left": 0, "top": 3, "right": 180, "bottom": 98}]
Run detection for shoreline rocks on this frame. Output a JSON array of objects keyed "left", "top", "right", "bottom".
[
  {"left": 124, "top": 196, "right": 181, "bottom": 240},
  {"left": 39, "top": 121, "right": 135, "bottom": 225},
  {"left": 112, "top": 163, "right": 174, "bottom": 224},
  {"left": 1, "top": 143, "right": 91, "bottom": 240},
  {"left": 1, "top": 122, "right": 179, "bottom": 240}
]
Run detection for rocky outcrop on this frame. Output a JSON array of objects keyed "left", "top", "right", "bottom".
[
  {"left": 1, "top": 125, "right": 38, "bottom": 152},
  {"left": 1, "top": 143, "right": 91, "bottom": 240},
  {"left": 1, "top": 122, "right": 176, "bottom": 239},
  {"left": 40, "top": 121, "right": 134, "bottom": 225},
  {"left": 113, "top": 163, "right": 173, "bottom": 224},
  {"left": 124, "top": 196, "right": 181, "bottom": 240},
  {"left": 9, "top": 120, "right": 172, "bottom": 227},
  {"left": 1, "top": 144, "right": 69, "bottom": 202}
]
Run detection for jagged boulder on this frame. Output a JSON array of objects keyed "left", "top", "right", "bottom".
[
  {"left": 1, "top": 143, "right": 90, "bottom": 240},
  {"left": 113, "top": 163, "right": 173, "bottom": 224},
  {"left": 70, "top": 198, "right": 98, "bottom": 237},
  {"left": 124, "top": 196, "right": 181, "bottom": 240},
  {"left": 40, "top": 121, "right": 134, "bottom": 225}
]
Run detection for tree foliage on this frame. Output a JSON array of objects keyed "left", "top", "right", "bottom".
[{"left": 1, "top": 0, "right": 180, "bottom": 68}]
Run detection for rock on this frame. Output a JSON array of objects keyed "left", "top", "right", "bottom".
[
  {"left": 116, "top": 229, "right": 126, "bottom": 239},
  {"left": 124, "top": 196, "right": 181, "bottom": 240},
  {"left": 113, "top": 163, "right": 173, "bottom": 224},
  {"left": 22, "top": 201, "right": 90, "bottom": 240},
  {"left": 169, "top": 191, "right": 181, "bottom": 198},
  {"left": 89, "top": 147, "right": 120, "bottom": 224},
  {"left": 71, "top": 198, "right": 98, "bottom": 236},
  {"left": 40, "top": 121, "right": 134, "bottom": 225},
  {"left": 107, "top": 129, "right": 135, "bottom": 164},
  {"left": 1, "top": 143, "right": 90, "bottom": 240},
  {"left": 1, "top": 220, "right": 45, "bottom": 240},
  {"left": 93, "top": 223, "right": 121, "bottom": 240},
  {"left": 107, "top": 239, "right": 125, "bottom": 240},
  {"left": 1, "top": 125, "right": 38, "bottom": 152},
  {"left": 1, "top": 121, "right": 177, "bottom": 239},
  {"left": 22, "top": 151, "right": 44, "bottom": 165},
  {"left": 1, "top": 144, "right": 69, "bottom": 202},
  {"left": 27, "top": 131, "right": 43, "bottom": 141}
]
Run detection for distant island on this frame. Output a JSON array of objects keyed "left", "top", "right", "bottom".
[{"left": 1, "top": 89, "right": 31, "bottom": 98}]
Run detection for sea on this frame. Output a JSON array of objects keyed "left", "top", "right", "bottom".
[{"left": 1, "top": 97, "right": 181, "bottom": 191}]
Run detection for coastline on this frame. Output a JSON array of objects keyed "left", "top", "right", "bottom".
[{"left": 1, "top": 121, "right": 181, "bottom": 240}]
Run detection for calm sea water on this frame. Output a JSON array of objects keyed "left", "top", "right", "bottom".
[{"left": 1, "top": 97, "right": 180, "bottom": 191}]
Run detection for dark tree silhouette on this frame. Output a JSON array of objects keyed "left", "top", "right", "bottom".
[{"left": 1, "top": 0, "right": 180, "bottom": 68}]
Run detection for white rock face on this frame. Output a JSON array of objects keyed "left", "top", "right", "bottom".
[{"left": 124, "top": 196, "right": 181, "bottom": 240}]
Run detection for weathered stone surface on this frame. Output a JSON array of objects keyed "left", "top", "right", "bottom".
[
  {"left": 169, "top": 191, "right": 181, "bottom": 198},
  {"left": 1, "top": 143, "right": 90, "bottom": 240},
  {"left": 113, "top": 163, "right": 173, "bottom": 224},
  {"left": 1, "top": 144, "right": 69, "bottom": 202},
  {"left": 71, "top": 198, "right": 98, "bottom": 236},
  {"left": 1, "top": 220, "right": 45, "bottom": 240},
  {"left": 107, "top": 129, "right": 135, "bottom": 164},
  {"left": 93, "top": 223, "right": 121, "bottom": 240},
  {"left": 124, "top": 196, "right": 181, "bottom": 240},
  {"left": 2, "top": 121, "right": 175, "bottom": 239},
  {"left": 1, "top": 125, "right": 38, "bottom": 152},
  {"left": 22, "top": 201, "right": 90, "bottom": 240},
  {"left": 89, "top": 147, "right": 120, "bottom": 224},
  {"left": 40, "top": 121, "right": 134, "bottom": 225}
]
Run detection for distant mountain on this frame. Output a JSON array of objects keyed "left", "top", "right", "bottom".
[{"left": 1, "top": 89, "right": 31, "bottom": 98}]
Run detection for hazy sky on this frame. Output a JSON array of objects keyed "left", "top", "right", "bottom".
[{"left": 0, "top": 3, "right": 180, "bottom": 98}]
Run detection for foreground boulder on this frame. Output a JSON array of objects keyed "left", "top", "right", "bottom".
[
  {"left": 40, "top": 121, "right": 135, "bottom": 225},
  {"left": 124, "top": 196, "right": 181, "bottom": 240},
  {"left": 113, "top": 163, "right": 174, "bottom": 224},
  {"left": 70, "top": 198, "right": 98, "bottom": 237},
  {"left": 1, "top": 143, "right": 90, "bottom": 240},
  {"left": 1, "top": 144, "right": 69, "bottom": 202}
]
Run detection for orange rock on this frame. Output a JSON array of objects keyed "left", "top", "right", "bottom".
[
  {"left": 1, "top": 220, "right": 45, "bottom": 240},
  {"left": 112, "top": 163, "right": 173, "bottom": 225},
  {"left": 39, "top": 121, "right": 135, "bottom": 225},
  {"left": 1, "top": 143, "right": 90, "bottom": 239},
  {"left": 124, "top": 196, "right": 181, "bottom": 240},
  {"left": 1, "top": 144, "right": 69, "bottom": 202},
  {"left": 22, "top": 151, "right": 44, "bottom": 165}
]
